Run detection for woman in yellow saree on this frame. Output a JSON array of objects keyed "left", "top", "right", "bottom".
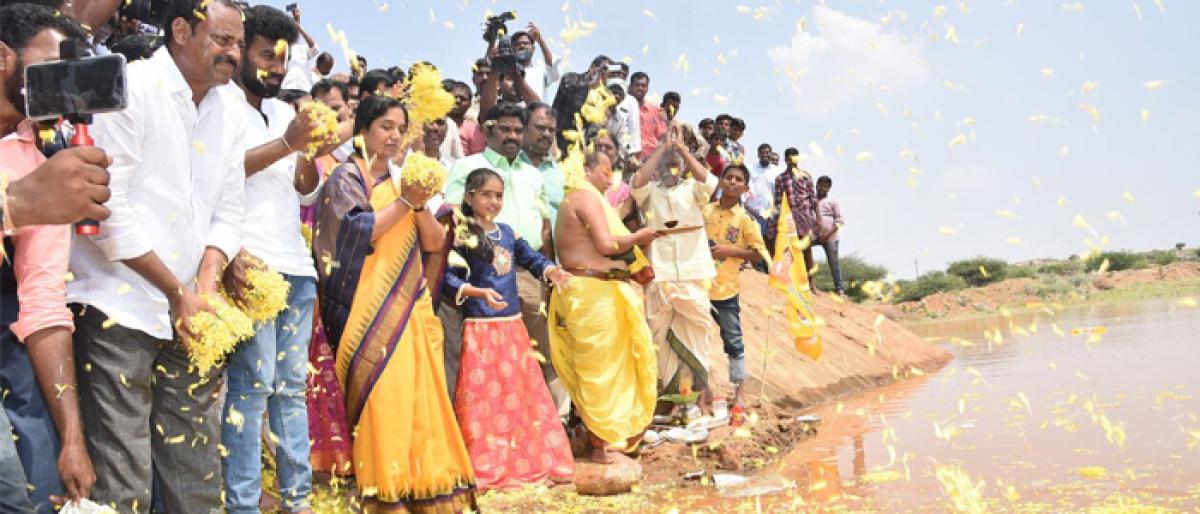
[{"left": 313, "top": 95, "right": 477, "bottom": 512}]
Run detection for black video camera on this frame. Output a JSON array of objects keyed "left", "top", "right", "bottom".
[
  {"left": 117, "top": 0, "right": 170, "bottom": 30},
  {"left": 481, "top": 11, "right": 531, "bottom": 73}
]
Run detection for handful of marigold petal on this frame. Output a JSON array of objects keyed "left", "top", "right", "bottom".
[
  {"left": 400, "top": 152, "right": 447, "bottom": 192},
  {"left": 229, "top": 267, "right": 290, "bottom": 323},
  {"left": 186, "top": 295, "right": 255, "bottom": 374},
  {"left": 299, "top": 101, "right": 341, "bottom": 160}
]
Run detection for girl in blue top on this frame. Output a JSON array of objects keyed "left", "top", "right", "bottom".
[{"left": 443, "top": 168, "right": 575, "bottom": 489}]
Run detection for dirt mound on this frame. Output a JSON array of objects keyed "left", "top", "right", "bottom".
[
  {"left": 709, "top": 271, "right": 953, "bottom": 408},
  {"left": 895, "top": 261, "right": 1200, "bottom": 321}
]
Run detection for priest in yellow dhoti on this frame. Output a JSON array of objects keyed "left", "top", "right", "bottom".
[{"left": 548, "top": 145, "right": 660, "bottom": 463}]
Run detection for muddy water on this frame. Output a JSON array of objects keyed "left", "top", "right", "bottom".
[{"left": 703, "top": 299, "right": 1200, "bottom": 511}]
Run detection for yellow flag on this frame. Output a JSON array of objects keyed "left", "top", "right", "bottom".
[{"left": 768, "top": 196, "right": 822, "bottom": 360}]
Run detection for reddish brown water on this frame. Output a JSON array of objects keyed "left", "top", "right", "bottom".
[{"left": 680, "top": 298, "right": 1200, "bottom": 512}]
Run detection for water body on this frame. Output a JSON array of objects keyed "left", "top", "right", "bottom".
[{"left": 699, "top": 298, "right": 1200, "bottom": 511}]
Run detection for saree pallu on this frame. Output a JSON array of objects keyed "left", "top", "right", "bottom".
[
  {"left": 305, "top": 314, "right": 354, "bottom": 476},
  {"left": 455, "top": 316, "right": 574, "bottom": 490},
  {"left": 302, "top": 203, "right": 354, "bottom": 477},
  {"left": 334, "top": 190, "right": 475, "bottom": 510}
]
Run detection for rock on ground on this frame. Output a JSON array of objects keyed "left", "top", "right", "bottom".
[{"left": 574, "top": 458, "right": 643, "bottom": 496}]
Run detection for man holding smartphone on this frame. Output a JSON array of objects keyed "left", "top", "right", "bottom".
[
  {"left": 66, "top": 0, "right": 248, "bottom": 511},
  {"left": 0, "top": 4, "right": 113, "bottom": 512}
]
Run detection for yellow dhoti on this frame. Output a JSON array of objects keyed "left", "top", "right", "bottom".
[{"left": 548, "top": 277, "right": 657, "bottom": 445}]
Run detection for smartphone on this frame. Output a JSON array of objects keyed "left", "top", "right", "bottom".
[
  {"left": 285, "top": 3, "right": 297, "bottom": 11},
  {"left": 24, "top": 54, "right": 128, "bottom": 121}
]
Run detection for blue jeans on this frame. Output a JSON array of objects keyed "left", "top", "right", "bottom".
[
  {"left": 0, "top": 321, "right": 62, "bottom": 514},
  {"left": 0, "top": 409, "right": 35, "bottom": 513},
  {"left": 221, "top": 275, "right": 316, "bottom": 513},
  {"left": 710, "top": 296, "right": 747, "bottom": 383},
  {"left": 819, "top": 239, "right": 844, "bottom": 293}
]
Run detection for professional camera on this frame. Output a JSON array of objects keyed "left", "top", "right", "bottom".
[
  {"left": 481, "top": 11, "right": 532, "bottom": 72},
  {"left": 117, "top": 0, "right": 170, "bottom": 30}
]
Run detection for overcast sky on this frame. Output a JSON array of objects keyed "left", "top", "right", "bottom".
[{"left": 261, "top": 0, "right": 1199, "bottom": 278}]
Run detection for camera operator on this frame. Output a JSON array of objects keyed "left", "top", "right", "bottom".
[
  {"left": 0, "top": 4, "right": 114, "bottom": 512},
  {"left": 509, "top": 22, "right": 560, "bottom": 102},
  {"left": 476, "top": 12, "right": 541, "bottom": 121}
]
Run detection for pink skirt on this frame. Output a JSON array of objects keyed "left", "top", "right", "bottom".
[{"left": 454, "top": 316, "right": 574, "bottom": 490}]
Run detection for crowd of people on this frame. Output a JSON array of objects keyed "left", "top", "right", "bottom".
[{"left": 0, "top": 1, "right": 847, "bottom": 512}]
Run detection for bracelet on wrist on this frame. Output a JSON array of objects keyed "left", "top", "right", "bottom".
[{"left": 280, "top": 137, "right": 296, "bottom": 153}]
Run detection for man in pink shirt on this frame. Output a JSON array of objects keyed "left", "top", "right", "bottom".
[
  {"left": 0, "top": 4, "right": 113, "bottom": 510},
  {"left": 630, "top": 71, "right": 668, "bottom": 161},
  {"left": 815, "top": 175, "right": 846, "bottom": 295},
  {"left": 449, "top": 80, "right": 486, "bottom": 155}
]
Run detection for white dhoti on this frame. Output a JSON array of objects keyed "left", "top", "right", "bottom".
[{"left": 645, "top": 280, "right": 716, "bottom": 393}]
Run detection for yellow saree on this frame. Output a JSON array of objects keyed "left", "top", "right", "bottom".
[
  {"left": 335, "top": 181, "right": 476, "bottom": 510},
  {"left": 547, "top": 182, "right": 658, "bottom": 445}
]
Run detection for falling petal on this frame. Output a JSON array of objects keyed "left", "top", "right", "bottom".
[
  {"left": 949, "top": 134, "right": 968, "bottom": 147},
  {"left": 1078, "top": 103, "right": 1100, "bottom": 125}
]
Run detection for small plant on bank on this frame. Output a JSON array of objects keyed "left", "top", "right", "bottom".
[
  {"left": 811, "top": 254, "right": 889, "bottom": 302},
  {"left": 895, "top": 271, "right": 969, "bottom": 302},
  {"left": 1085, "top": 251, "right": 1148, "bottom": 272},
  {"left": 947, "top": 256, "right": 1009, "bottom": 287}
]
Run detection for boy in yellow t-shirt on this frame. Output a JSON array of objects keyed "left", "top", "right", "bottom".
[{"left": 702, "top": 163, "right": 767, "bottom": 419}]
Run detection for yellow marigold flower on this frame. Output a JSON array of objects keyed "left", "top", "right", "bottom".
[
  {"left": 187, "top": 295, "right": 254, "bottom": 375},
  {"left": 399, "top": 152, "right": 448, "bottom": 192}
]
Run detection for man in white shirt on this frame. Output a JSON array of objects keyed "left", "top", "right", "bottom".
[
  {"left": 510, "top": 23, "right": 561, "bottom": 102},
  {"left": 631, "top": 122, "right": 719, "bottom": 412},
  {"left": 747, "top": 142, "right": 780, "bottom": 256},
  {"left": 221, "top": 6, "right": 331, "bottom": 513},
  {"left": 606, "top": 80, "right": 642, "bottom": 161},
  {"left": 67, "top": 1, "right": 248, "bottom": 511},
  {"left": 279, "top": 5, "right": 326, "bottom": 92}
]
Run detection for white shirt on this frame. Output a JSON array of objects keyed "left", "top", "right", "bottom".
[
  {"left": 69, "top": 48, "right": 247, "bottom": 339},
  {"left": 608, "top": 95, "right": 642, "bottom": 158},
  {"left": 522, "top": 58, "right": 562, "bottom": 102},
  {"left": 232, "top": 87, "right": 320, "bottom": 278},
  {"left": 631, "top": 174, "right": 719, "bottom": 282},
  {"left": 281, "top": 39, "right": 320, "bottom": 92},
  {"left": 746, "top": 161, "right": 781, "bottom": 214},
  {"left": 440, "top": 117, "right": 464, "bottom": 162}
]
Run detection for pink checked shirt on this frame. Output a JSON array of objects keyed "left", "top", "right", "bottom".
[{"left": 2, "top": 120, "right": 72, "bottom": 341}]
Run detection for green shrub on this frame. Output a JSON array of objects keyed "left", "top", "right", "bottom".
[
  {"left": 1085, "top": 251, "right": 1147, "bottom": 272},
  {"left": 894, "top": 271, "right": 969, "bottom": 302},
  {"left": 946, "top": 256, "right": 1009, "bottom": 287},
  {"left": 1145, "top": 250, "right": 1178, "bottom": 267},
  {"left": 811, "top": 254, "right": 889, "bottom": 302},
  {"left": 1007, "top": 265, "right": 1037, "bottom": 279},
  {"left": 1037, "top": 260, "right": 1083, "bottom": 276}
]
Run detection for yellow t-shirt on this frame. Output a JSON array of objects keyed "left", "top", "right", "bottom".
[{"left": 702, "top": 202, "right": 767, "bottom": 301}]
